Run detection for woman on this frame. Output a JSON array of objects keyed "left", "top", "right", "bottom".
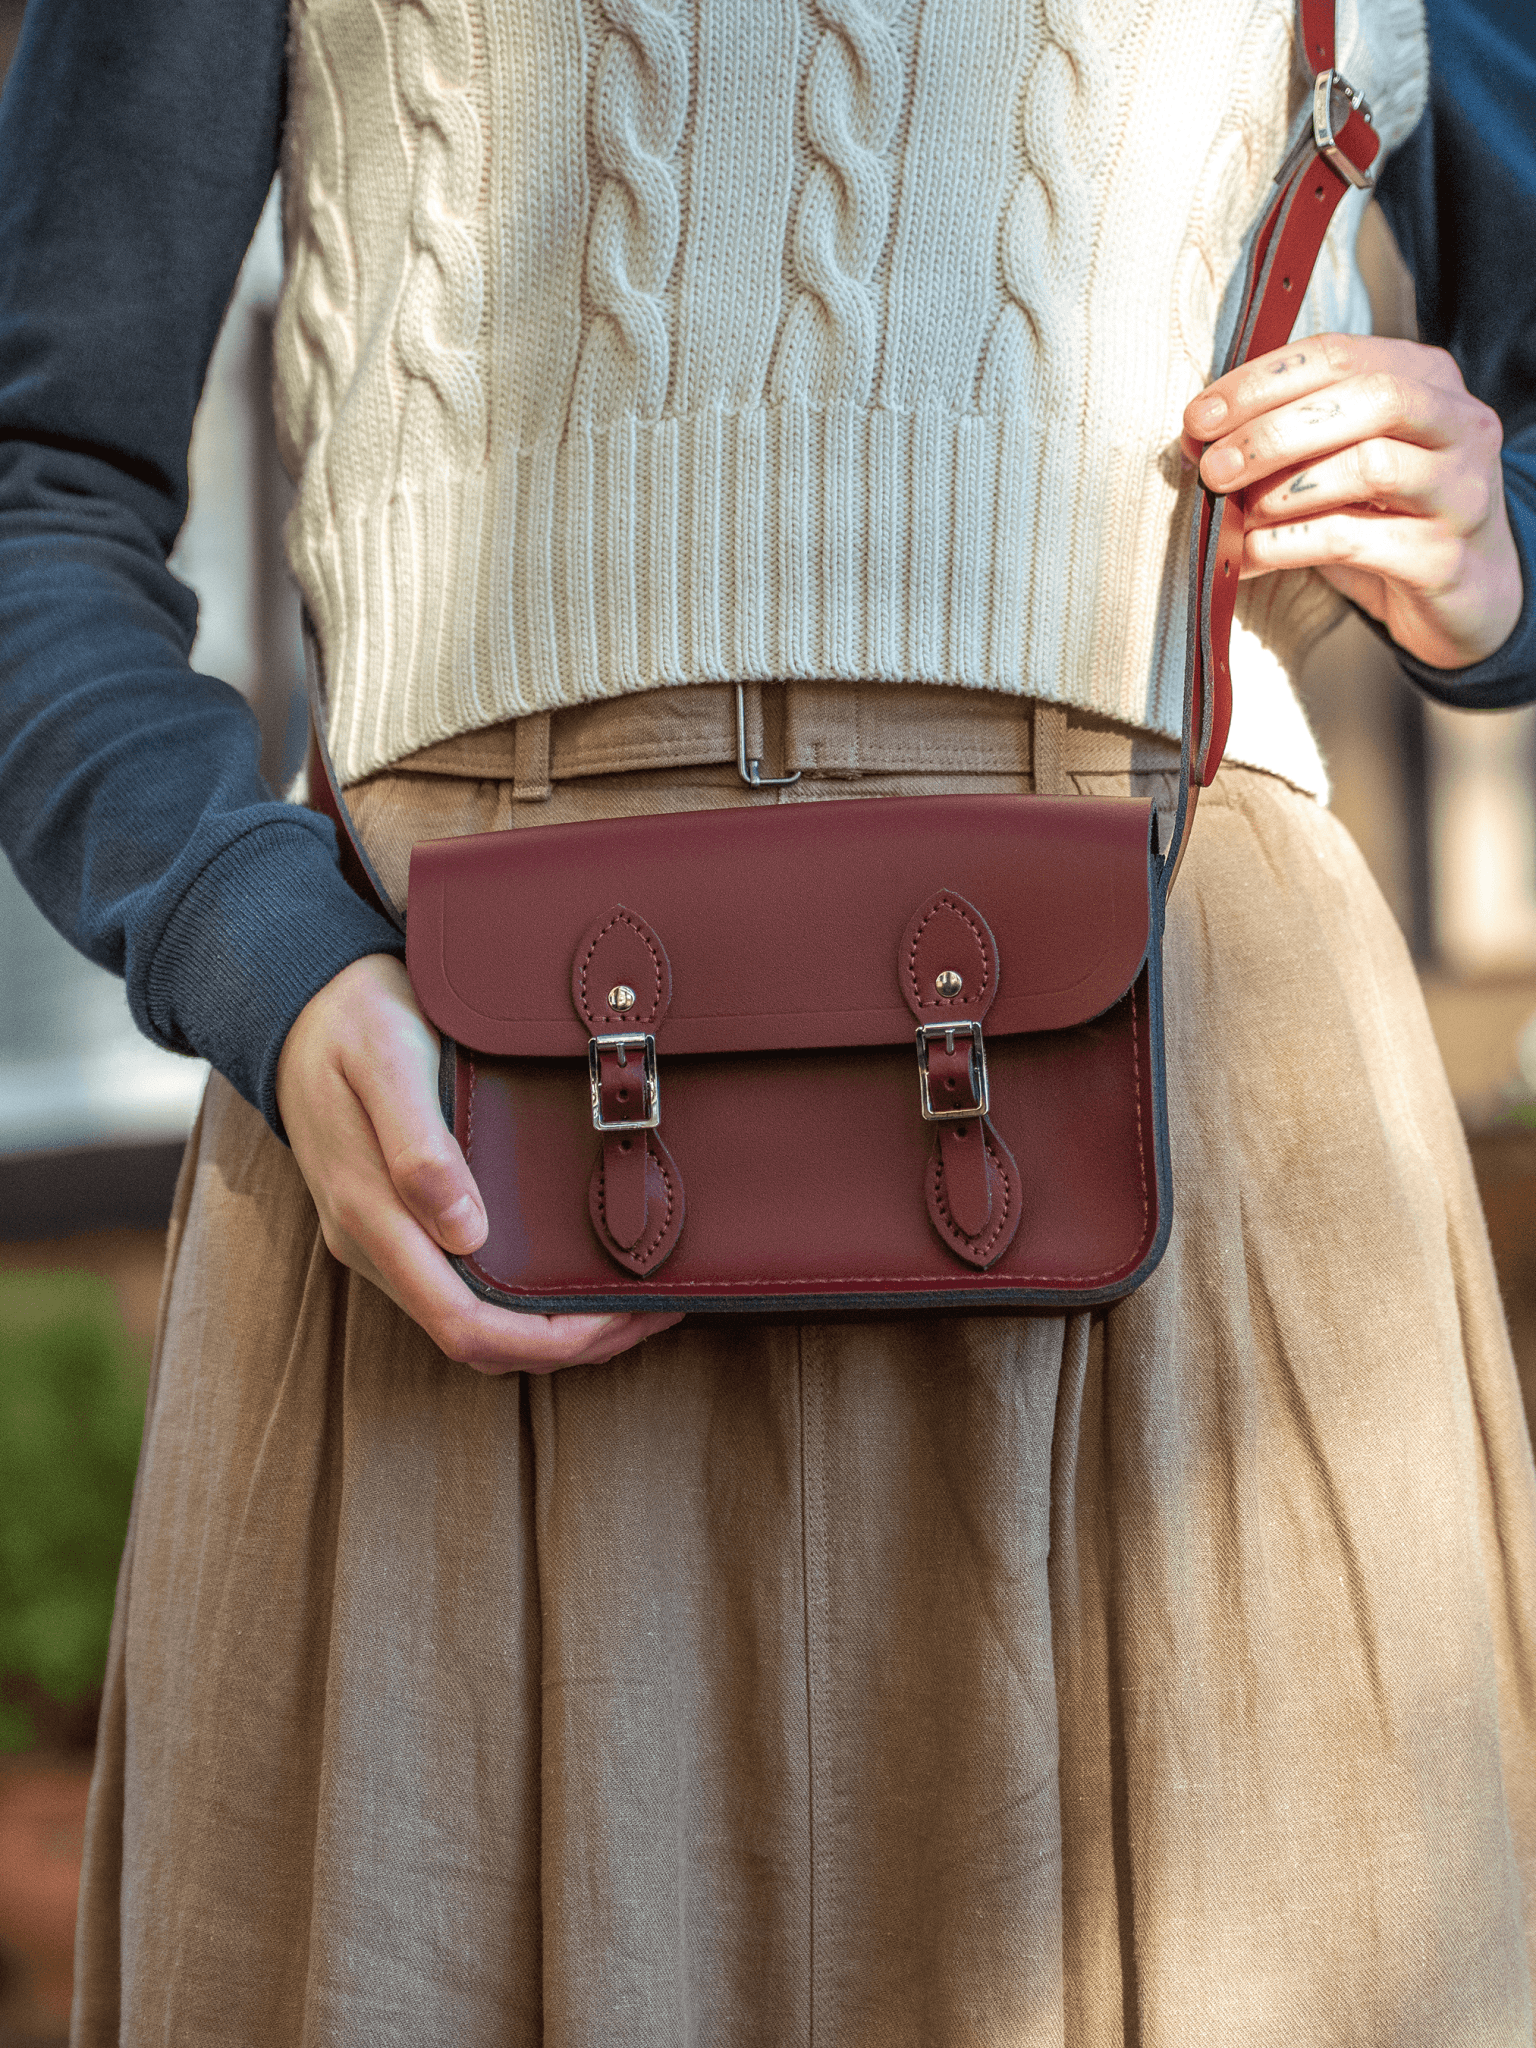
[{"left": 2, "top": 0, "right": 1535, "bottom": 2038}]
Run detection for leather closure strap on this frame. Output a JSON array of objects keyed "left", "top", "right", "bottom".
[
  {"left": 900, "top": 890, "right": 1020, "bottom": 1267},
  {"left": 925, "top": 1035, "right": 993, "bottom": 1237},
  {"left": 572, "top": 905, "right": 686, "bottom": 1272}
]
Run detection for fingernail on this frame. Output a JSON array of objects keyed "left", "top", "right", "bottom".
[
  {"left": 1188, "top": 393, "right": 1228, "bottom": 431},
  {"left": 1204, "top": 446, "right": 1243, "bottom": 487}
]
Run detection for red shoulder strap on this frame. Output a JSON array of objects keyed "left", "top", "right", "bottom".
[{"left": 1175, "top": 0, "right": 1380, "bottom": 836}]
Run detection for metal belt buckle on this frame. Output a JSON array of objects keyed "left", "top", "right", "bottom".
[
  {"left": 735, "top": 682, "right": 802, "bottom": 789},
  {"left": 588, "top": 1032, "right": 661, "bottom": 1131},
  {"left": 915, "top": 1020, "right": 990, "bottom": 1123},
  {"left": 1313, "top": 68, "right": 1375, "bottom": 190}
]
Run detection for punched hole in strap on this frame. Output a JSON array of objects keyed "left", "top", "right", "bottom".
[
  {"left": 915, "top": 1021, "right": 990, "bottom": 1122},
  {"left": 587, "top": 1032, "right": 660, "bottom": 1131}
]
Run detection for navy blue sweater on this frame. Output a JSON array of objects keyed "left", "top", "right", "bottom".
[{"left": 0, "top": 0, "right": 1533, "bottom": 1137}]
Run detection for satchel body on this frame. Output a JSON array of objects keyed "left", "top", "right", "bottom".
[
  {"left": 308, "top": 0, "right": 1378, "bottom": 1317},
  {"left": 406, "top": 783, "right": 1166, "bottom": 1312}
]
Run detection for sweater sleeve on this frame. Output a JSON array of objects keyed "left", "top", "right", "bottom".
[
  {"left": 1373, "top": 0, "right": 1536, "bottom": 707},
  {"left": 0, "top": 0, "right": 404, "bottom": 1139}
]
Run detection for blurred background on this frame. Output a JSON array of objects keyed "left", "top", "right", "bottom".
[
  {"left": 0, "top": 5, "right": 310, "bottom": 2037},
  {"left": 1, "top": 1, "right": 1536, "bottom": 2038}
]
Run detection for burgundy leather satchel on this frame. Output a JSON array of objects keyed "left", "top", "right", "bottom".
[{"left": 310, "top": 0, "right": 1377, "bottom": 1315}]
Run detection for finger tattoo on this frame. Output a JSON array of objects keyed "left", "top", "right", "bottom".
[
  {"left": 1286, "top": 470, "right": 1318, "bottom": 496},
  {"left": 1269, "top": 351, "right": 1308, "bottom": 376},
  {"left": 1298, "top": 398, "right": 1342, "bottom": 422}
]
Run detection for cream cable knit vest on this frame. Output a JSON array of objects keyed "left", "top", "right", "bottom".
[{"left": 274, "top": 0, "right": 1427, "bottom": 790}]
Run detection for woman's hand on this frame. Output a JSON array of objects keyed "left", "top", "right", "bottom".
[
  {"left": 275, "top": 954, "right": 683, "bottom": 1373},
  {"left": 1181, "top": 334, "right": 1522, "bottom": 671}
]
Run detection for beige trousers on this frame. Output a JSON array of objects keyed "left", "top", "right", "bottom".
[{"left": 74, "top": 684, "right": 1536, "bottom": 2046}]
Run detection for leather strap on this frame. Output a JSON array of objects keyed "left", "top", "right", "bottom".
[
  {"left": 569, "top": 903, "right": 686, "bottom": 1273},
  {"left": 303, "top": 620, "right": 402, "bottom": 931},
  {"left": 307, "top": 0, "right": 1365, "bottom": 917},
  {"left": 1161, "top": 0, "right": 1379, "bottom": 890},
  {"left": 1299, "top": 0, "right": 1335, "bottom": 70},
  {"left": 898, "top": 889, "right": 1021, "bottom": 1264}
]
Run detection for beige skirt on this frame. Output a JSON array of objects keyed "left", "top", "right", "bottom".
[{"left": 73, "top": 684, "right": 1536, "bottom": 2046}]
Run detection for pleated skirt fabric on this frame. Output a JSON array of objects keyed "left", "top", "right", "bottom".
[{"left": 72, "top": 701, "right": 1536, "bottom": 2047}]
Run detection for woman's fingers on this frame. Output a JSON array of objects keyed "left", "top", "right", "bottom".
[
  {"left": 1179, "top": 331, "right": 1521, "bottom": 669},
  {"left": 1308, "top": 560, "right": 1391, "bottom": 623},
  {"left": 1240, "top": 504, "right": 1468, "bottom": 588},
  {"left": 339, "top": 996, "right": 488, "bottom": 1256},
  {"left": 1193, "top": 365, "right": 1489, "bottom": 498},
  {"left": 1240, "top": 499, "right": 1520, "bottom": 667},
  {"left": 314, "top": 1105, "right": 681, "bottom": 1372},
  {"left": 329, "top": 1180, "right": 680, "bottom": 1372},
  {"left": 1181, "top": 333, "right": 1466, "bottom": 462},
  {"left": 277, "top": 952, "right": 685, "bottom": 1373},
  {"left": 1244, "top": 440, "right": 1495, "bottom": 534}
]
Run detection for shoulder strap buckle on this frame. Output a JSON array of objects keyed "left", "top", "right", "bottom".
[{"left": 1312, "top": 69, "right": 1376, "bottom": 190}]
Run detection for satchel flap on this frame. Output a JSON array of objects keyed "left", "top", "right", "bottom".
[{"left": 406, "top": 793, "right": 1154, "bottom": 1058}]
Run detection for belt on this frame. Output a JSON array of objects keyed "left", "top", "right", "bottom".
[{"left": 381, "top": 680, "right": 1182, "bottom": 802}]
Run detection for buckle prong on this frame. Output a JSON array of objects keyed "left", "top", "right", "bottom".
[
  {"left": 588, "top": 1032, "right": 660, "bottom": 1131},
  {"left": 916, "top": 1020, "right": 990, "bottom": 1123}
]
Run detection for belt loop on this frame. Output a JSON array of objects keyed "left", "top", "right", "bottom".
[
  {"left": 512, "top": 711, "right": 552, "bottom": 802},
  {"left": 1032, "top": 702, "right": 1069, "bottom": 797}
]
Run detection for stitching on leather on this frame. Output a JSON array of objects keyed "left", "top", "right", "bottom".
[
  {"left": 463, "top": 1137, "right": 679, "bottom": 1291},
  {"left": 464, "top": 988, "right": 1155, "bottom": 1292},
  {"left": 1128, "top": 976, "right": 1150, "bottom": 1237},
  {"left": 905, "top": 894, "right": 991, "bottom": 1009},
  {"left": 577, "top": 907, "right": 665, "bottom": 1024},
  {"left": 929, "top": 1128, "right": 1014, "bottom": 1261},
  {"left": 596, "top": 1136, "right": 677, "bottom": 1270}
]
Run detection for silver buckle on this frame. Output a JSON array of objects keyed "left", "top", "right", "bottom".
[
  {"left": 915, "top": 1021, "right": 990, "bottom": 1123},
  {"left": 735, "top": 683, "right": 802, "bottom": 789},
  {"left": 588, "top": 1032, "right": 660, "bottom": 1131},
  {"left": 1313, "top": 69, "right": 1375, "bottom": 190}
]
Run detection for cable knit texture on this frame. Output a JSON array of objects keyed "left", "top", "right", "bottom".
[{"left": 277, "top": 0, "right": 1428, "bottom": 790}]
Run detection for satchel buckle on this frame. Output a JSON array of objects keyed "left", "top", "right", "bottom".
[
  {"left": 915, "top": 1021, "right": 990, "bottom": 1122},
  {"left": 588, "top": 1032, "right": 661, "bottom": 1131},
  {"left": 1312, "top": 69, "right": 1375, "bottom": 190}
]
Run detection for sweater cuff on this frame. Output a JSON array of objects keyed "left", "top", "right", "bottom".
[
  {"left": 143, "top": 815, "right": 405, "bottom": 1139},
  {"left": 1381, "top": 460, "right": 1536, "bottom": 709}
]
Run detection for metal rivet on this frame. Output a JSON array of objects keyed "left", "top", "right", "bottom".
[
  {"left": 608, "top": 983, "right": 637, "bottom": 1013},
  {"left": 935, "top": 969, "right": 964, "bottom": 999}
]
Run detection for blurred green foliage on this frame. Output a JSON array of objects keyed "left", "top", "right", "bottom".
[{"left": 0, "top": 1271, "right": 147, "bottom": 1751}]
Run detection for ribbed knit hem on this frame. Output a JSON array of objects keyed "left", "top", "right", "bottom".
[
  {"left": 298, "top": 400, "right": 1345, "bottom": 804},
  {"left": 300, "top": 402, "right": 1203, "bottom": 785}
]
